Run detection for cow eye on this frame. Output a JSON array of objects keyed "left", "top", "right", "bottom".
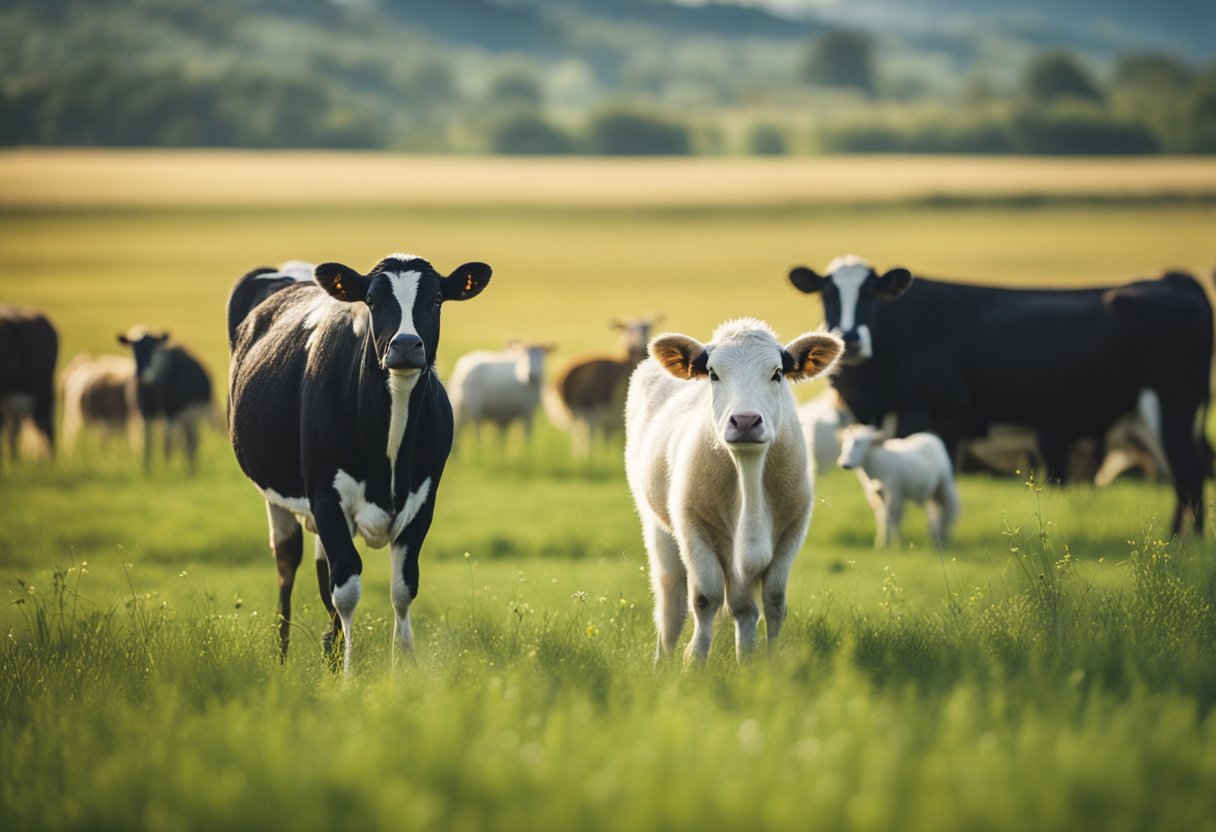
[
  {"left": 434, "top": 293, "right": 443, "bottom": 307},
  {"left": 708, "top": 368, "right": 720, "bottom": 382},
  {"left": 366, "top": 296, "right": 375, "bottom": 309},
  {"left": 771, "top": 368, "right": 782, "bottom": 382}
]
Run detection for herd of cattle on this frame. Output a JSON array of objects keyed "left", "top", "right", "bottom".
[{"left": 2, "top": 253, "right": 1212, "bottom": 665}]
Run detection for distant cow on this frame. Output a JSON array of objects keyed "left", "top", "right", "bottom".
[
  {"left": 0, "top": 306, "right": 58, "bottom": 465},
  {"left": 227, "top": 254, "right": 491, "bottom": 672},
  {"left": 797, "top": 389, "right": 852, "bottom": 474},
  {"left": 117, "top": 327, "right": 214, "bottom": 473},
  {"left": 787, "top": 255, "right": 1213, "bottom": 535},
  {"left": 838, "top": 425, "right": 960, "bottom": 549},
  {"left": 448, "top": 341, "right": 555, "bottom": 446},
  {"left": 61, "top": 353, "right": 137, "bottom": 449},
  {"left": 547, "top": 317, "right": 659, "bottom": 457},
  {"left": 625, "top": 318, "right": 842, "bottom": 662}
]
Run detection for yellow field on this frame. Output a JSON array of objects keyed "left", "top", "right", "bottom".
[{"left": 3, "top": 149, "right": 1216, "bottom": 209}]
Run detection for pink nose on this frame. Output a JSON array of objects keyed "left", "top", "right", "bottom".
[{"left": 726, "top": 411, "right": 765, "bottom": 443}]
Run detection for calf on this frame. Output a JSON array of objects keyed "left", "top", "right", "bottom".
[
  {"left": 227, "top": 254, "right": 490, "bottom": 672},
  {"left": 117, "top": 327, "right": 213, "bottom": 473},
  {"left": 547, "top": 317, "right": 659, "bottom": 457},
  {"left": 837, "top": 425, "right": 959, "bottom": 548},
  {"left": 0, "top": 306, "right": 58, "bottom": 465},
  {"left": 448, "top": 341, "right": 555, "bottom": 445},
  {"left": 61, "top": 353, "right": 137, "bottom": 450},
  {"left": 625, "top": 318, "right": 842, "bottom": 663},
  {"left": 797, "top": 389, "right": 853, "bottom": 474}
]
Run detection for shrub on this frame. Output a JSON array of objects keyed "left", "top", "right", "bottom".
[{"left": 585, "top": 107, "right": 691, "bottom": 156}]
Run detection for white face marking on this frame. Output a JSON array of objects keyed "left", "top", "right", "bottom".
[
  {"left": 702, "top": 320, "right": 790, "bottom": 452},
  {"left": 828, "top": 264, "right": 870, "bottom": 334},
  {"left": 388, "top": 270, "right": 422, "bottom": 345}
]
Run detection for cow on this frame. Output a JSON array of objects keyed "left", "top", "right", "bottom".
[
  {"left": 117, "top": 327, "right": 213, "bottom": 473},
  {"left": 61, "top": 353, "right": 137, "bottom": 450},
  {"left": 448, "top": 340, "right": 555, "bottom": 446},
  {"left": 787, "top": 255, "right": 1213, "bottom": 535},
  {"left": 546, "top": 316, "right": 660, "bottom": 457},
  {"left": 625, "top": 318, "right": 842, "bottom": 663},
  {"left": 227, "top": 253, "right": 491, "bottom": 672},
  {"left": 837, "top": 425, "right": 960, "bottom": 549},
  {"left": 797, "top": 389, "right": 852, "bottom": 474},
  {"left": 0, "top": 306, "right": 58, "bottom": 466}
]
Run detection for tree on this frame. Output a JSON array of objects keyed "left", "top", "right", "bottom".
[
  {"left": 586, "top": 107, "right": 691, "bottom": 155},
  {"left": 1021, "top": 51, "right": 1103, "bottom": 104},
  {"left": 798, "top": 30, "right": 876, "bottom": 96}
]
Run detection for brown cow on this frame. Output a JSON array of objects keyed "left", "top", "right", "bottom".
[
  {"left": 545, "top": 316, "right": 660, "bottom": 457},
  {"left": 61, "top": 353, "right": 138, "bottom": 450}
]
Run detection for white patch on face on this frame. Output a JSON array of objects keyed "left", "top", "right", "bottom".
[
  {"left": 703, "top": 320, "right": 789, "bottom": 451},
  {"left": 332, "top": 469, "right": 433, "bottom": 549},
  {"left": 388, "top": 271, "right": 422, "bottom": 345},
  {"left": 829, "top": 264, "right": 871, "bottom": 334}
]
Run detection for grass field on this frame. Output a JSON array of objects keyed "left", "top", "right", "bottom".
[{"left": 2, "top": 152, "right": 1216, "bottom": 830}]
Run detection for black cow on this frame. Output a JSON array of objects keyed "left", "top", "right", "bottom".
[
  {"left": 117, "top": 327, "right": 214, "bottom": 473},
  {"left": 787, "top": 255, "right": 1213, "bottom": 536},
  {"left": 0, "top": 306, "right": 58, "bottom": 465},
  {"left": 227, "top": 254, "right": 491, "bottom": 670}
]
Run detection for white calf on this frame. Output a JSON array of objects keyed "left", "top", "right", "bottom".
[
  {"left": 449, "top": 342, "right": 554, "bottom": 444},
  {"left": 838, "top": 425, "right": 959, "bottom": 548},
  {"left": 625, "top": 318, "right": 842, "bottom": 663}
]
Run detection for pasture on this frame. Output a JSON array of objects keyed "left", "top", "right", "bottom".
[{"left": 2, "top": 151, "right": 1216, "bottom": 830}]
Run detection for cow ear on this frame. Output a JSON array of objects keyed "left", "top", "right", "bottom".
[
  {"left": 650, "top": 334, "right": 709, "bottom": 380},
  {"left": 782, "top": 332, "right": 844, "bottom": 381},
  {"left": 442, "top": 262, "right": 492, "bottom": 302},
  {"left": 155, "top": 332, "right": 170, "bottom": 344},
  {"left": 117, "top": 333, "right": 131, "bottom": 346},
  {"left": 789, "top": 266, "right": 827, "bottom": 294},
  {"left": 315, "top": 262, "right": 370, "bottom": 303},
  {"left": 876, "top": 267, "right": 913, "bottom": 299}
]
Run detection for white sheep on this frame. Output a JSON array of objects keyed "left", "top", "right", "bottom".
[
  {"left": 837, "top": 424, "right": 960, "bottom": 548},
  {"left": 448, "top": 341, "right": 555, "bottom": 445}
]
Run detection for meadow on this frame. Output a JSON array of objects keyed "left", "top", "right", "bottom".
[{"left": 2, "top": 151, "right": 1216, "bottom": 831}]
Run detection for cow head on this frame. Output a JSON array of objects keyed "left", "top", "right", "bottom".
[
  {"left": 117, "top": 326, "right": 170, "bottom": 384},
  {"left": 314, "top": 253, "right": 491, "bottom": 374},
  {"left": 788, "top": 255, "right": 912, "bottom": 365},
  {"left": 612, "top": 316, "right": 662, "bottom": 364},
  {"left": 837, "top": 424, "right": 886, "bottom": 470},
  {"left": 650, "top": 319, "right": 842, "bottom": 454}
]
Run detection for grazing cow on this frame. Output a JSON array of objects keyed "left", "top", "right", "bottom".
[
  {"left": 546, "top": 317, "right": 659, "bottom": 457},
  {"left": 448, "top": 341, "right": 555, "bottom": 446},
  {"left": 788, "top": 255, "right": 1213, "bottom": 535},
  {"left": 838, "top": 425, "right": 960, "bottom": 548},
  {"left": 61, "top": 353, "right": 137, "bottom": 449},
  {"left": 0, "top": 306, "right": 58, "bottom": 465},
  {"left": 625, "top": 318, "right": 842, "bottom": 663},
  {"left": 117, "top": 327, "right": 214, "bottom": 473},
  {"left": 227, "top": 254, "right": 491, "bottom": 671},
  {"left": 797, "top": 389, "right": 853, "bottom": 474}
]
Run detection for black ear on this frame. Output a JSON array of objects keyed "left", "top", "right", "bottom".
[
  {"left": 442, "top": 262, "right": 492, "bottom": 302},
  {"left": 876, "top": 267, "right": 913, "bottom": 299},
  {"left": 154, "top": 332, "right": 170, "bottom": 344},
  {"left": 117, "top": 333, "right": 131, "bottom": 346},
  {"left": 789, "top": 266, "right": 827, "bottom": 294},
  {"left": 315, "top": 262, "right": 371, "bottom": 303}
]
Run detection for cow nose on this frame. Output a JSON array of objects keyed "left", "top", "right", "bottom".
[
  {"left": 842, "top": 330, "right": 861, "bottom": 347},
  {"left": 726, "top": 411, "right": 765, "bottom": 443},
  {"left": 385, "top": 333, "right": 426, "bottom": 370}
]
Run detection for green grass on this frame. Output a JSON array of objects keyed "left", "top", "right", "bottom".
[{"left": 3, "top": 168, "right": 1216, "bottom": 829}]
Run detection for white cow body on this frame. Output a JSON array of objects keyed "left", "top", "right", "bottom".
[
  {"left": 838, "top": 425, "right": 959, "bottom": 548},
  {"left": 625, "top": 319, "right": 842, "bottom": 662},
  {"left": 449, "top": 343, "right": 552, "bottom": 444},
  {"left": 797, "top": 389, "right": 852, "bottom": 474}
]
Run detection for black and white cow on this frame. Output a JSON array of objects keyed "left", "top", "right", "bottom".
[
  {"left": 227, "top": 253, "right": 491, "bottom": 671},
  {"left": 117, "top": 327, "right": 214, "bottom": 473},
  {"left": 787, "top": 255, "right": 1213, "bottom": 536},
  {"left": 0, "top": 306, "right": 58, "bottom": 465}
]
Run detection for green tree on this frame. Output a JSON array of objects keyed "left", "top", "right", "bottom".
[
  {"left": 586, "top": 106, "right": 691, "bottom": 155},
  {"left": 798, "top": 30, "right": 876, "bottom": 96},
  {"left": 1021, "top": 51, "right": 1104, "bottom": 103}
]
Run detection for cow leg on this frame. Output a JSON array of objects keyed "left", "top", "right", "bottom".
[
  {"left": 682, "top": 537, "right": 725, "bottom": 665},
  {"left": 33, "top": 389, "right": 55, "bottom": 459},
  {"left": 884, "top": 494, "right": 904, "bottom": 549},
  {"left": 142, "top": 418, "right": 154, "bottom": 472},
  {"left": 727, "top": 576, "right": 760, "bottom": 660},
  {"left": 1036, "top": 431, "right": 1073, "bottom": 485},
  {"left": 760, "top": 532, "right": 801, "bottom": 648},
  {"left": 183, "top": 418, "right": 200, "bottom": 474},
  {"left": 644, "top": 519, "right": 686, "bottom": 661},
  {"left": 266, "top": 503, "right": 303, "bottom": 662},
  {"left": 311, "top": 497, "right": 362, "bottom": 677},
  {"left": 1159, "top": 397, "right": 1206, "bottom": 536},
  {"left": 313, "top": 537, "right": 342, "bottom": 659}
]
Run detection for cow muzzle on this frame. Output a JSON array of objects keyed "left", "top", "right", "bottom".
[
  {"left": 725, "top": 411, "right": 768, "bottom": 445},
  {"left": 384, "top": 333, "right": 426, "bottom": 371}
]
